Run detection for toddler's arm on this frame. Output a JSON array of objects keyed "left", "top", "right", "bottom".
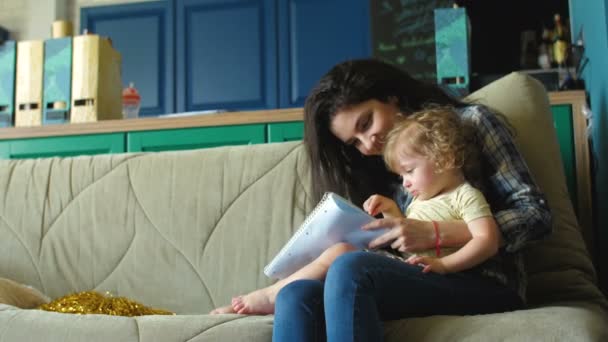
[
  {"left": 363, "top": 194, "right": 403, "bottom": 218},
  {"left": 407, "top": 216, "right": 499, "bottom": 274}
]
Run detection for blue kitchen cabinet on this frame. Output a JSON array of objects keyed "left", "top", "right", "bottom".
[
  {"left": 81, "top": 0, "right": 371, "bottom": 114},
  {"left": 277, "top": 0, "right": 371, "bottom": 108},
  {"left": 176, "top": 0, "right": 278, "bottom": 112},
  {"left": 81, "top": 1, "right": 174, "bottom": 116}
]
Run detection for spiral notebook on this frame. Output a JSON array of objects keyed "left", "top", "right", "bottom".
[{"left": 264, "top": 192, "right": 389, "bottom": 280}]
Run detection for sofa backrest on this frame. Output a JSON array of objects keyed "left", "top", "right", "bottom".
[
  {"left": 0, "top": 72, "right": 605, "bottom": 314},
  {"left": 0, "top": 142, "right": 313, "bottom": 313},
  {"left": 467, "top": 72, "right": 606, "bottom": 309}
]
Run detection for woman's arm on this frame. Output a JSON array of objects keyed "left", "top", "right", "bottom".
[
  {"left": 361, "top": 195, "right": 454, "bottom": 252},
  {"left": 462, "top": 105, "right": 552, "bottom": 252},
  {"left": 364, "top": 187, "right": 476, "bottom": 252},
  {"left": 364, "top": 218, "right": 476, "bottom": 252}
]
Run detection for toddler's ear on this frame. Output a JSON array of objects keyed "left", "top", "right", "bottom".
[{"left": 0, "top": 278, "right": 50, "bottom": 309}]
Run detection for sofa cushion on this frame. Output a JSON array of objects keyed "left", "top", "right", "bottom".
[
  {"left": 467, "top": 72, "right": 606, "bottom": 309},
  {"left": 384, "top": 304, "right": 608, "bottom": 341},
  {"left": 1, "top": 303, "right": 606, "bottom": 341}
]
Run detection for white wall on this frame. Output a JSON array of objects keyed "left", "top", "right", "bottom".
[
  {"left": 24, "top": 0, "right": 71, "bottom": 40},
  {"left": 0, "top": 0, "right": 154, "bottom": 41},
  {"left": 0, "top": 0, "right": 29, "bottom": 40}
]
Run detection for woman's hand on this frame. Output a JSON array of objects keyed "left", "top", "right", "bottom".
[
  {"left": 362, "top": 194, "right": 402, "bottom": 218},
  {"left": 362, "top": 218, "right": 435, "bottom": 253}
]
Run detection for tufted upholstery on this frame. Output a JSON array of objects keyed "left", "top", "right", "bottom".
[{"left": 0, "top": 72, "right": 607, "bottom": 341}]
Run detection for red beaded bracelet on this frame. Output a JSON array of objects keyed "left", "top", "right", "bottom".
[{"left": 432, "top": 220, "right": 441, "bottom": 257}]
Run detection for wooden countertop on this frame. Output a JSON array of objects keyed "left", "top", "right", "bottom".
[
  {"left": 0, "top": 107, "right": 305, "bottom": 140},
  {"left": 0, "top": 91, "right": 584, "bottom": 140}
]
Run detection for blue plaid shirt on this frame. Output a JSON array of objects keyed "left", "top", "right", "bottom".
[{"left": 395, "top": 105, "right": 552, "bottom": 302}]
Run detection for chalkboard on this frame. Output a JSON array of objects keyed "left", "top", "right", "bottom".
[{"left": 371, "top": 0, "right": 454, "bottom": 83}]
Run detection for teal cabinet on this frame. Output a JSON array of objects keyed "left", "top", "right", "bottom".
[
  {"left": 550, "top": 104, "right": 577, "bottom": 211},
  {"left": 127, "top": 124, "right": 266, "bottom": 152},
  {"left": 547, "top": 91, "right": 593, "bottom": 265},
  {"left": 0, "top": 133, "right": 125, "bottom": 159},
  {"left": 267, "top": 122, "right": 304, "bottom": 142}
]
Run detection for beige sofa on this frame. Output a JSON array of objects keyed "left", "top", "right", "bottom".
[{"left": 0, "top": 72, "right": 607, "bottom": 341}]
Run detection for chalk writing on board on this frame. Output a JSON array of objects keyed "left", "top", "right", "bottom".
[{"left": 371, "top": 0, "right": 453, "bottom": 83}]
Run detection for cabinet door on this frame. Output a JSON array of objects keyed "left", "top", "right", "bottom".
[
  {"left": 0, "top": 133, "right": 125, "bottom": 159},
  {"left": 267, "top": 122, "right": 303, "bottom": 142},
  {"left": 81, "top": 1, "right": 174, "bottom": 116},
  {"left": 176, "top": 0, "right": 278, "bottom": 112},
  {"left": 127, "top": 124, "right": 266, "bottom": 152},
  {"left": 551, "top": 104, "right": 578, "bottom": 212},
  {"left": 278, "top": 0, "right": 371, "bottom": 108}
]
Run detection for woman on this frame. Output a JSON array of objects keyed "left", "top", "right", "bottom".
[{"left": 272, "top": 59, "right": 552, "bottom": 341}]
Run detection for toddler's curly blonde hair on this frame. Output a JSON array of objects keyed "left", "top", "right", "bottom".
[{"left": 383, "top": 106, "right": 479, "bottom": 176}]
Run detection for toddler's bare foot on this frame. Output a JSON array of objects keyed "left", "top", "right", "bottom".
[
  {"left": 231, "top": 287, "right": 276, "bottom": 315},
  {"left": 209, "top": 304, "right": 236, "bottom": 315}
]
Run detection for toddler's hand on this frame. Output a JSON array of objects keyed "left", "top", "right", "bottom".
[
  {"left": 406, "top": 255, "right": 449, "bottom": 274},
  {"left": 363, "top": 194, "right": 402, "bottom": 218}
]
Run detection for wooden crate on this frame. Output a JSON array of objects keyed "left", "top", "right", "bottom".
[
  {"left": 71, "top": 34, "right": 122, "bottom": 123},
  {"left": 15, "top": 40, "right": 44, "bottom": 127}
]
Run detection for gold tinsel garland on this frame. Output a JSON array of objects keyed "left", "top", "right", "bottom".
[{"left": 38, "top": 291, "right": 174, "bottom": 316}]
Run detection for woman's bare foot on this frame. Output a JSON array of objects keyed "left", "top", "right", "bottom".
[
  {"left": 209, "top": 303, "right": 237, "bottom": 315},
  {"left": 231, "top": 287, "right": 277, "bottom": 315}
]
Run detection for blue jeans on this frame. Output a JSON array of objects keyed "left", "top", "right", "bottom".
[{"left": 272, "top": 251, "right": 522, "bottom": 342}]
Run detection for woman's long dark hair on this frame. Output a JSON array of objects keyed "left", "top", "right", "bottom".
[{"left": 304, "top": 59, "right": 466, "bottom": 206}]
